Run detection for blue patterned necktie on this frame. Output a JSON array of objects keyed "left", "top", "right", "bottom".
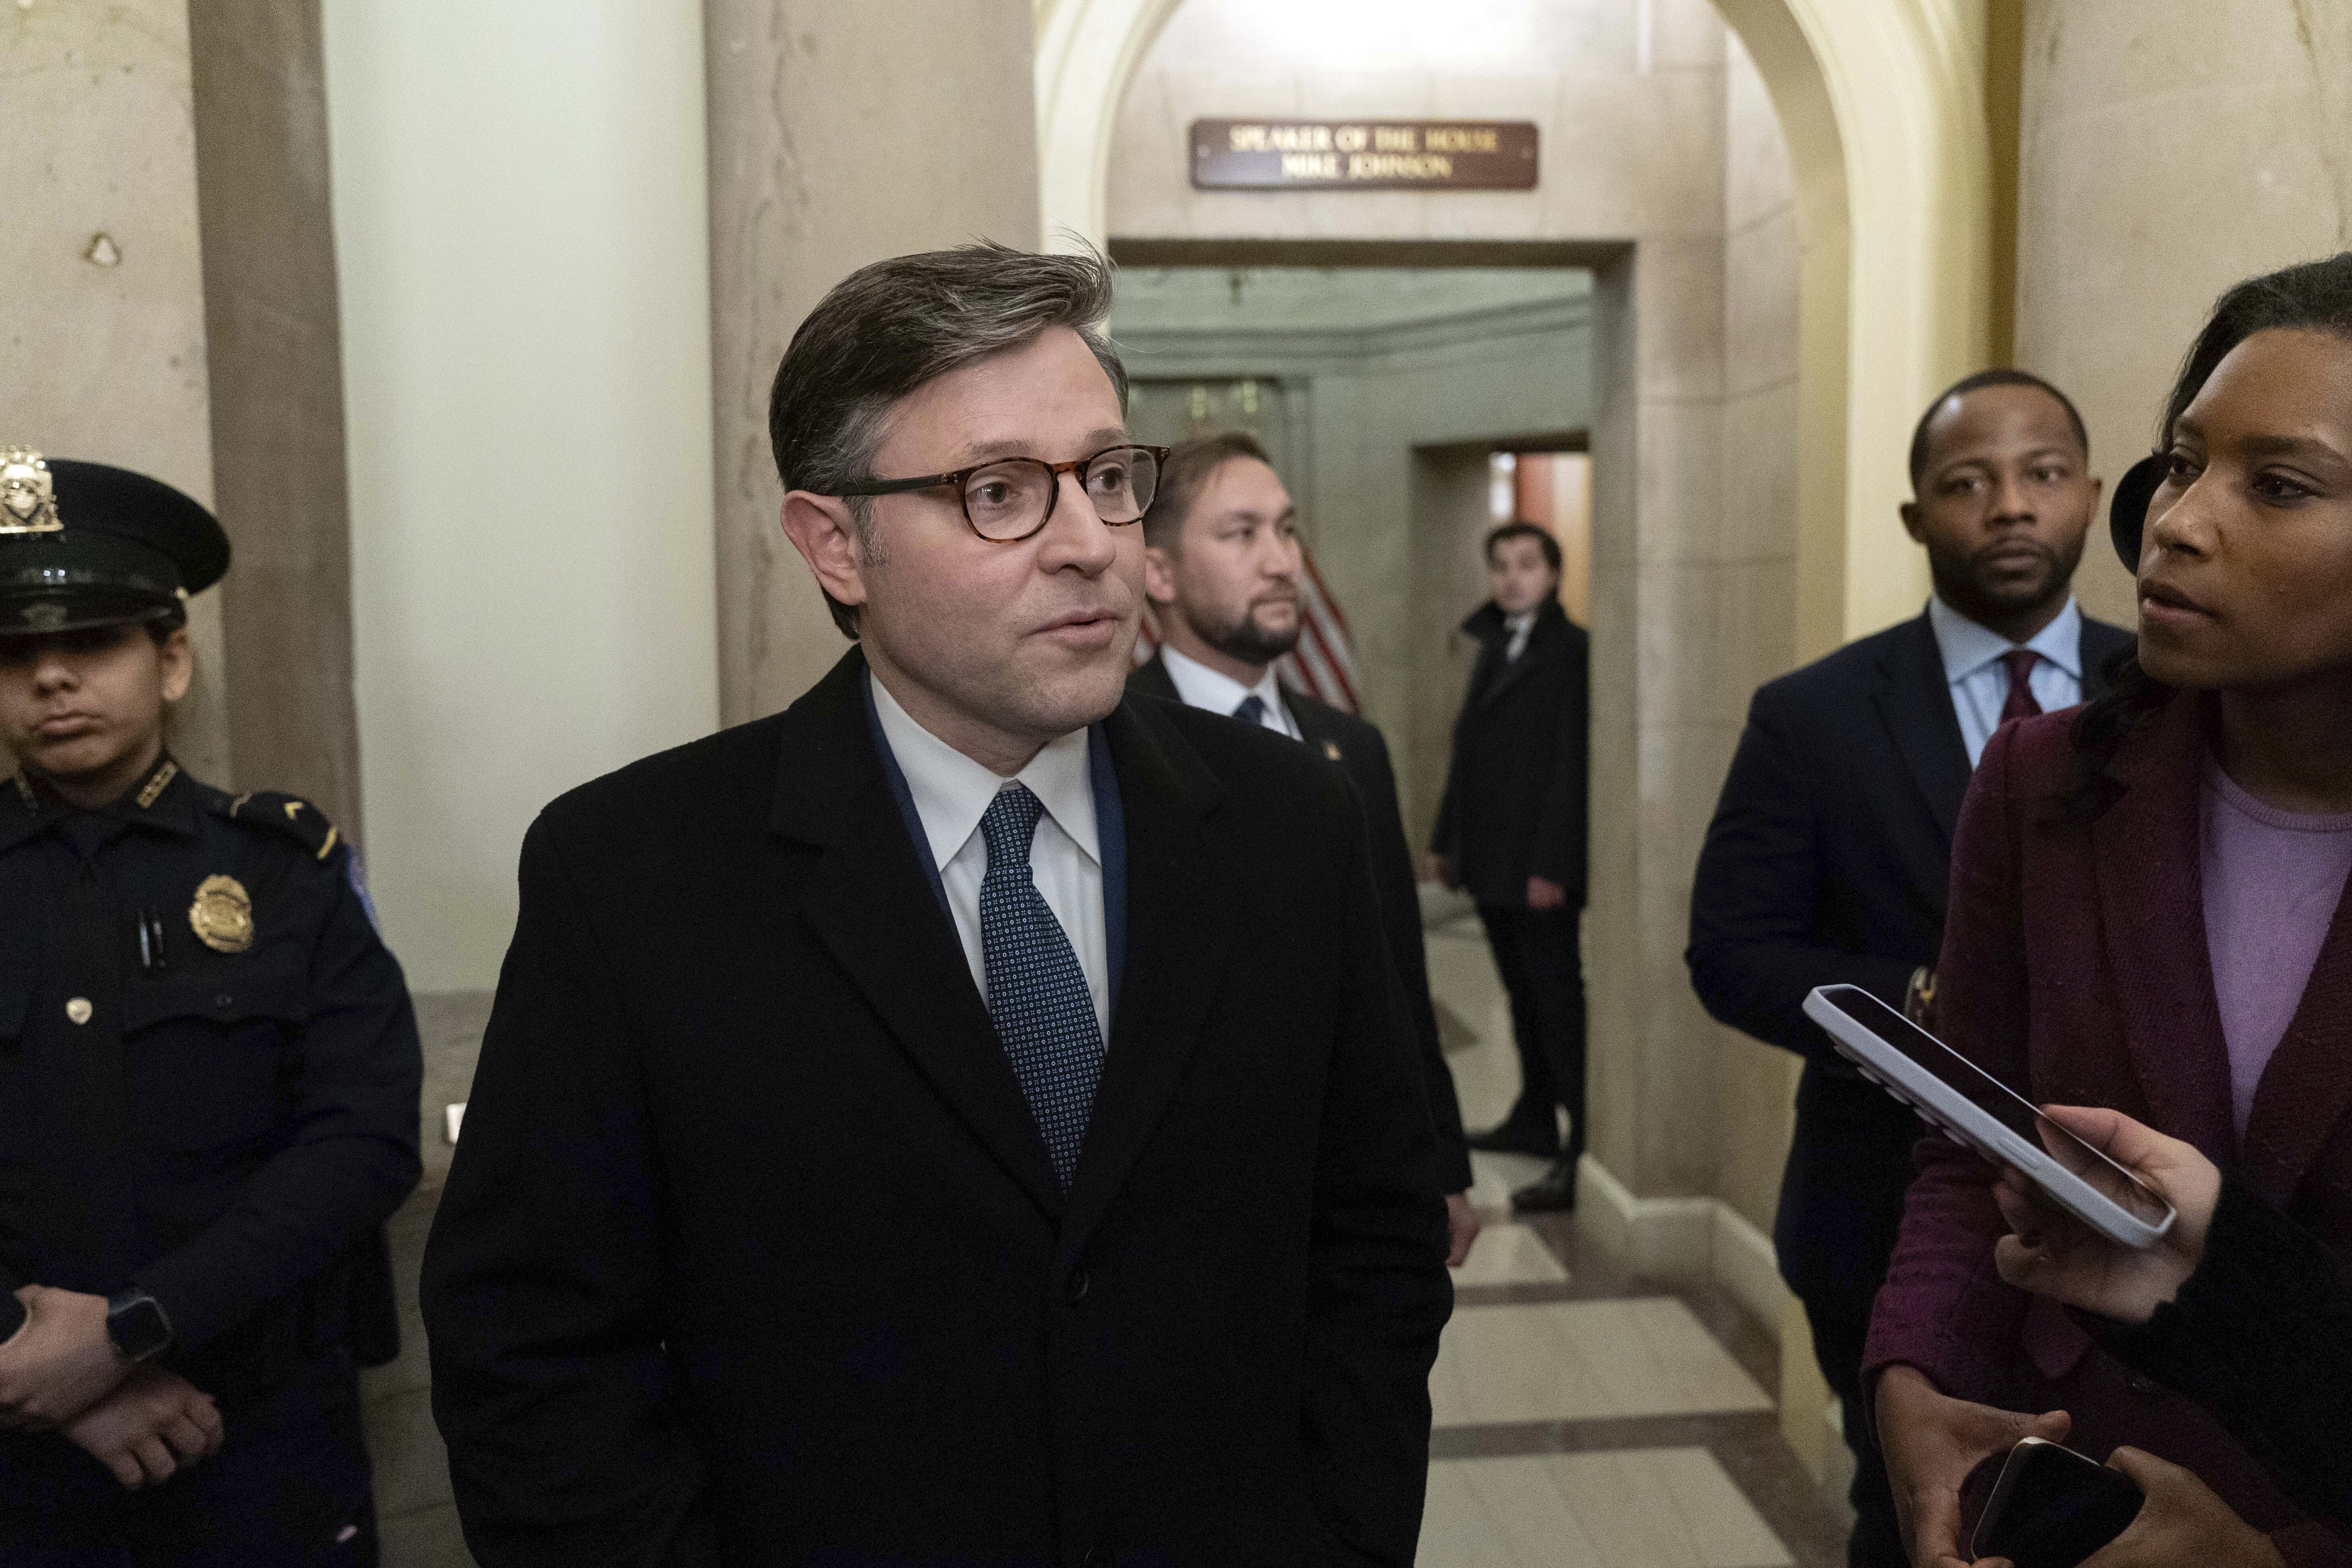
[
  {"left": 978, "top": 783, "right": 1104, "bottom": 1189},
  {"left": 1233, "top": 695, "right": 1266, "bottom": 728}
]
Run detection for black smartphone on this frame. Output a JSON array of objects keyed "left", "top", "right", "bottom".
[{"left": 1970, "top": 1438, "right": 2146, "bottom": 1568}]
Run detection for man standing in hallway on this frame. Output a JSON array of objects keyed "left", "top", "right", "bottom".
[
  {"left": 1127, "top": 431, "right": 1479, "bottom": 1265},
  {"left": 1427, "top": 522, "right": 1590, "bottom": 1215},
  {"left": 421, "top": 245, "right": 1451, "bottom": 1566},
  {"left": 1686, "top": 369, "right": 2132, "bottom": 1568}
]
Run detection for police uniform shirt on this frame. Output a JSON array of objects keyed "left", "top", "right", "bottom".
[
  {"left": 1158, "top": 645, "right": 1300, "bottom": 741},
  {"left": 0, "top": 760, "right": 421, "bottom": 1400},
  {"left": 868, "top": 675, "right": 1111, "bottom": 1038}
]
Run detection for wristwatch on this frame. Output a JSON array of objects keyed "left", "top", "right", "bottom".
[{"left": 105, "top": 1288, "right": 174, "bottom": 1363}]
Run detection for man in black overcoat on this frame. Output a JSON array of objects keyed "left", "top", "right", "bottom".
[
  {"left": 420, "top": 245, "right": 1452, "bottom": 1567},
  {"left": 1127, "top": 430, "right": 1477, "bottom": 1265},
  {"left": 1686, "top": 370, "right": 2132, "bottom": 1567},
  {"left": 1428, "top": 522, "right": 1590, "bottom": 1215}
]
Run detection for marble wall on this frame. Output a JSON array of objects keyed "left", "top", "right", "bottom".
[
  {"left": 1109, "top": 0, "right": 1806, "bottom": 1208},
  {"left": 0, "top": 0, "right": 230, "bottom": 783},
  {"left": 189, "top": 0, "right": 363, "bottom": 836},
  {"left": 2015, "top": 0, "right": 2352, "bottom": 627},
  {"left": 1713, "top": 33, "right": 1804, "bottom": 1241},
  {"left": 705, "top": 0, "right": 1045, "bottom": 726}
]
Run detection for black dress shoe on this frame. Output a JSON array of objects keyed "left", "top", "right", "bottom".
[
  {"left": 1509, "top": 1157, "right": 1578, "bottom": 1213},
  {"left": 1464, "top": 1123, "right": 1560, "bottom": 1158}
]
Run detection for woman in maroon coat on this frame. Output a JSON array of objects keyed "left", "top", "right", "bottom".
[{"left": 1866, "top": 252, "right": 2352, "bottom": 1568}]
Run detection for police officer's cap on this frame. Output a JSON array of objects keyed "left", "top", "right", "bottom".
[{"left": 0, "top": 449, "right": 229, "bottom": 638}]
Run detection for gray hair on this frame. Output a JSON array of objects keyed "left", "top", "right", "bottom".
[{"left": 767, "top": 242, "right": 1129, "bottom": 638}]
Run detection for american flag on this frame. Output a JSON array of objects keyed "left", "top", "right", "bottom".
[{"left": 1131, "top": 543, "right": 1362, "bottom": 715}]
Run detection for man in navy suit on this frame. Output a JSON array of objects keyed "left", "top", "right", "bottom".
[
  {"left": 422, "top": 246, "right": 1451, "bottom": 1565},
  {"left": 1126, "top": 431, "right": 1478, "bottom": 1265},
  {"left": 1687, "top": 369, "right": 2133, "bottom": 1568}
]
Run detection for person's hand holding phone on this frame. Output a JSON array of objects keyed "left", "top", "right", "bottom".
[
  {"left": 2059, "top": 1447, "right": 2285, "bottom": 1568},
  {"left": 1877, "top": 1365, "right": 2071, "bottom": 1567},
  {"left": 1993, "top": 1105, "right": 2221, "bottom": 1325}
]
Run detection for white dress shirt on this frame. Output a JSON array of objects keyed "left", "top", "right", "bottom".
[
  {"left": 1927, "top": 594, "right": 2085, "bottom": 768},
  {"left": 1158, "top": 645, "right": 1301, "bottom": 740},
  {"left": 1503, "top": 610, "right": 1538, "bottom": 662},
  {"left": 869, "top": 675, "right": 1109, "bottom": 1036}
]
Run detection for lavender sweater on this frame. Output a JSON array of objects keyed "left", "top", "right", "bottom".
[{"left": 2201, "top": 755, "right": 2352, "bottom": 1136}]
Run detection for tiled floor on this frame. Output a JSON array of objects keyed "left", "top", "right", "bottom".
[
  {"left": 370, "top": 912, "right": 1845, "bottom": 1566},
  {"left": 1419, "top": 903, "right": 1845, "bottom": 1568}
]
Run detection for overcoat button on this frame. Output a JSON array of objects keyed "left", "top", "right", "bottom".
[
  {"left": 66, "top": 997, "right": 92, "bottom": 1025},
  {"left": 1065, "top": 1269, "right": 1090, "bottom": 1304}
]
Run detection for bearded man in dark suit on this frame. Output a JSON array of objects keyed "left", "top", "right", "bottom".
[
  {"left": 1125, "top": 431, "right": 1478, "bottom": 1266},
  {"left": 421, "top": 247, "right": 1451, "bottom": 1567},
  {"left": 1687, "top": 369, "right": 2133, "bottom": 1568}
]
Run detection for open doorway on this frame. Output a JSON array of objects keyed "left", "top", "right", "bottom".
[{"left": 1108, "top": 254, "right": 1594, "bottom": 837}]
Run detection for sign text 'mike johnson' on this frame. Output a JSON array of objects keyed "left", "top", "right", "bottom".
[{"left": 1191, "top": 120, "right": 1540, "bottom": 192}]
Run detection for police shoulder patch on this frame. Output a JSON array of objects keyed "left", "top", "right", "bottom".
[{"left": 215, "top": 790, "right": 342, "bottom": 862}]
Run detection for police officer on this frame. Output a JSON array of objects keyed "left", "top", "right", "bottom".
[{"left": 0, "top": 449, "right": 422, "bottom": 1566}]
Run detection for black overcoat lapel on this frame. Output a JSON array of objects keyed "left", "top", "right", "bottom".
[
  {"left": 771, "top": 654, "right": 1065, "bottom": 1220},
  {"left": 1062, "top": 700, "right": 1234, "bottom": 1251},
  {"left": 1871, "top": 613, "right": 1973, "bottom": 846}
]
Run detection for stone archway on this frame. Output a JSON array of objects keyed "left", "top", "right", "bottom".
[{"left": 1034, "top": 0, "right": 1994, "bottom": 650}]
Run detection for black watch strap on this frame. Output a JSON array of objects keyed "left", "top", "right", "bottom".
[{"left": 105, "top": 1288, "right": 174, "bottom": 1362}]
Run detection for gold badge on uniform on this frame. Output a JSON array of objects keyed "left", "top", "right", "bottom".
[{"left": 189, "top": 874, "right": 255, "bottom": 953}]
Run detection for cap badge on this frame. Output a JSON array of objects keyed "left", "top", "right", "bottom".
[
  {"left": 188, "top": 873, "right": 255, "bottom": 954},
  {"left": 0, "top": 450, "right": 64, "bottom": 536}
]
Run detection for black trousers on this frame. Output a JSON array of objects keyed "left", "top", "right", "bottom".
[
  {"left": 1476, "top": 903, "right": 1588, "bottom": 1164},
  {"left": 0, "top": 1361, "right": 378, "bottom": 1568},
  {"left": 1775, "top": 1067, "right": 1919, "bottom": 1568}
]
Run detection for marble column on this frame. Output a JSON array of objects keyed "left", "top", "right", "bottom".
[
  {"left": 704, "top": 1, "right": 1045, "bottom": 725},
  {"left": 0, "top": 0, "right": 230, "bottom": 783},
  {"left": 2016, "top": 0, "right": 2352, "bottom": 627},
  {"left": 189, "top": 0, "right": 363, "bottom": 835}
]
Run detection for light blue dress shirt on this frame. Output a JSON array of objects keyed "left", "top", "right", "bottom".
[{"left": 1927, "top": 594, "right": 2084, "bottom": 768}]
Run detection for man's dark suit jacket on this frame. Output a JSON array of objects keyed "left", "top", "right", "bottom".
[
  {"left": 1686, "top": 608, "right": 2132, "bottom": 1312},
  {"left": 1868, "top": 694, "right": 2352, "bottom": 1565},
  {"left": 420, "top": 649, "right": 1452, "bottom": 1568},
  {"left": 1430, "top": 600, "right": 1590, "bottom": 910},
  {"left": 1127, "top": 653, "right": 1473, "bottom": 1195}
]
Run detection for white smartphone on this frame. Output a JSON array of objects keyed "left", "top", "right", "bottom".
[{"left": 1802, "top": 984, "right": 2176, "bottom": 1249}]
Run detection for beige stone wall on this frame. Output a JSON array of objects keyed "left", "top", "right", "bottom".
[
  {"left": 706, "top": 0, "right": 1045, "bottom": 725},
  {"left": 2016, "top": 0, "right": 2352, "bottom": 627},
  {"left": 189, "top": 1, "right": 364, "bottom": 837},
  {"left": 1714, "top": 32, "right": 1804, "bottom": 1238},
  {"left": 0, "top": 0, "right": 230, "bottom": 783}
]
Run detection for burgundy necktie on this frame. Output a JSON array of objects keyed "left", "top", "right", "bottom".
[{"left": 1999, "top": 649, "right": 2043, "bottom": 726}]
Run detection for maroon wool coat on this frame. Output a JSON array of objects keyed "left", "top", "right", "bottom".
[{"left": 1863, "top": 693, "right": 2352, "bottom": 1567}]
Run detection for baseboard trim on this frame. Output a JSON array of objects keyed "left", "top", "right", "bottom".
[
  {"left": 1559, "top": 1157, "right": 1854, "bottom": 1493},
  {"left": 1573, "top": 1154, "right": 1785, "bottom": 1333}
]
